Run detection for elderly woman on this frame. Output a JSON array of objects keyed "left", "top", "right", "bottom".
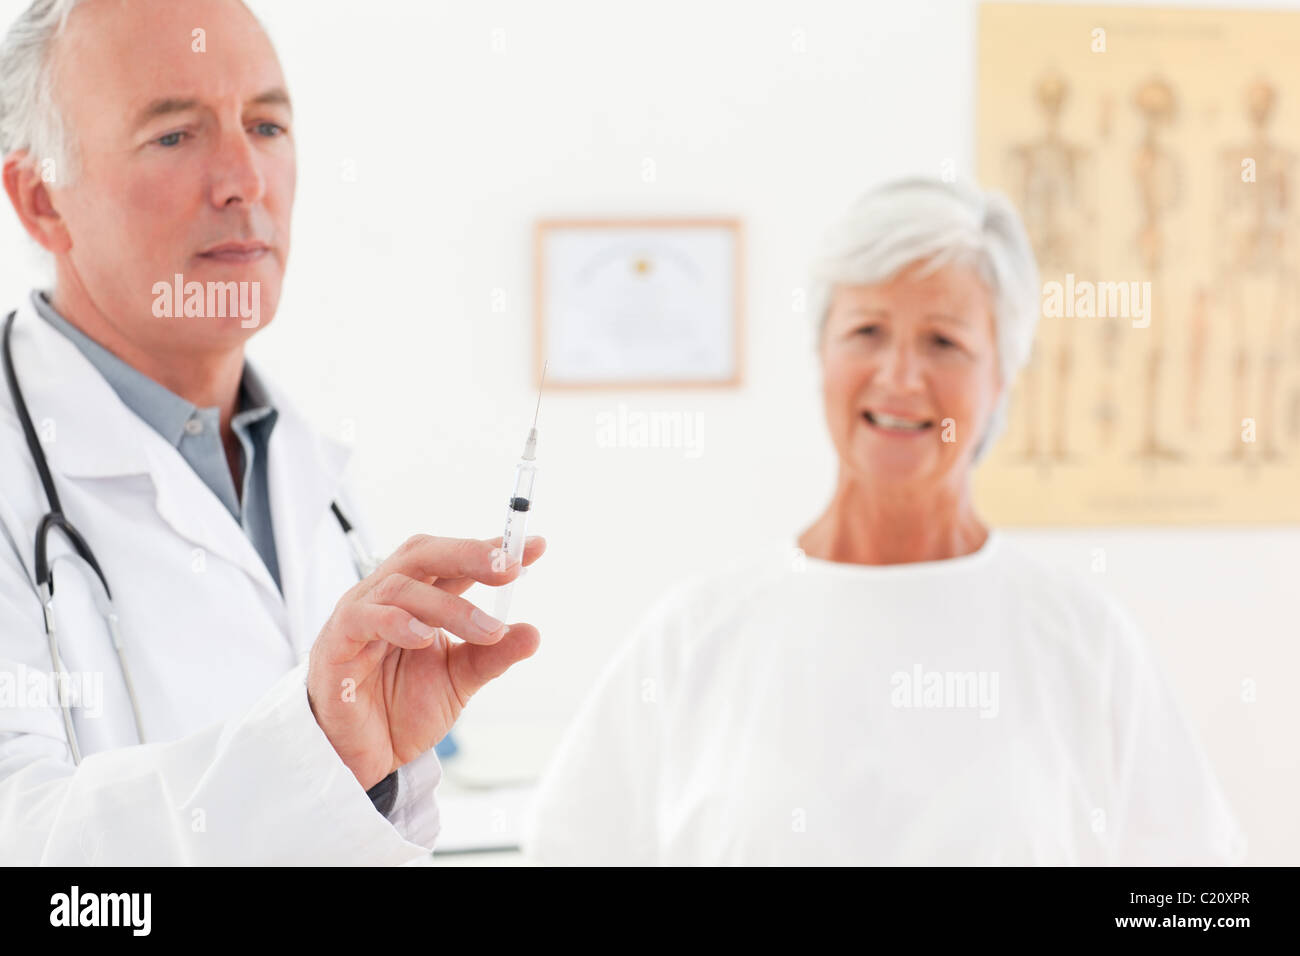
[{"left": 525, "top": 178, "right": 1246, "bottom": 865}]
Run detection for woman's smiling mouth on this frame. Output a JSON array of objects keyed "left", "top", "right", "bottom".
[{"left": 863, "top": 410, "right": 934, "bottom": 433}]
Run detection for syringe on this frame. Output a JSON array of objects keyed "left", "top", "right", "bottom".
[{"left": 491, "top": 364, "right": 546, "bottom": 622}]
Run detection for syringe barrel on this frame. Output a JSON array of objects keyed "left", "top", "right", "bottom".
[
  {"left": 501, "top": 460, "right": 537, "bottom": 563},
  {"left": 510, "top": 459, "right": 538, "bottom": 506},
  {"left": 494, "top": 460, "right": 537, "bottom": 622}
]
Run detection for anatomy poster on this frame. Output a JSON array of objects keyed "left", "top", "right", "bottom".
[{"left": 975, "top": 3, "right": 1300, "bottom": 523}]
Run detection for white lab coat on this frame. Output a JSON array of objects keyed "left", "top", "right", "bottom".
[{"left": 0, "top": 295, "right": 441, "bottom": 864}]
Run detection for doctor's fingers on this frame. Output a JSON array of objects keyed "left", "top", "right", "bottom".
[
  {"left": 365, "top": 534, "right": 527, "bottom": 593},
  {"left": 430, "top": 535, "right": 547, "bottom": 597},
  {"left": 447, "top": 623, "right": 541, "bottom": 699},
  {"left": 355, "top": 572, "right": 510, "bottom": 646}
]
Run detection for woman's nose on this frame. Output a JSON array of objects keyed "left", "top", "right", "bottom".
[{"left": 879, "top": 341, "right": 923, "bottom": 391}]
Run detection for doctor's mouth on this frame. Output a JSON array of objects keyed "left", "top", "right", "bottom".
[{"left": 196, "top": 240, "right": 269, "bottom": 264}]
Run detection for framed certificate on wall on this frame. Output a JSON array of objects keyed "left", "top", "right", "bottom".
[{"left": 534, "top": 218, "right": 744, "bottom": 388}]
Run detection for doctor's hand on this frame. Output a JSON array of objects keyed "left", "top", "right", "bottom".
[{"left": 306, "top": 534, "right": 546, "bottom": 791}]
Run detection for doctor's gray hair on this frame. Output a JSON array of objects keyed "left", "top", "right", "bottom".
[
  {"left": 0, "top": 0, "right": 88, "bottom": 184},
  {"left": 1, "top": 0, "right": 263, "bottom": 187},
  {"left": 808, "top": 177, "right": 1041, "bottom": 465}
]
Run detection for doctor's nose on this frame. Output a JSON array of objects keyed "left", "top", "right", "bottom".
[{"left": 208, "top": 126, "right": 267, "bottom": 208}]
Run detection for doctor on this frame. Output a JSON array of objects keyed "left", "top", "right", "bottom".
[{"left": 0, "top": 0, "right": 545, "bottom": 864}]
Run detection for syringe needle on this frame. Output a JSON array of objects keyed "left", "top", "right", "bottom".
[{"left": 532, "top": 361, "right": 548, "bottom": 429}]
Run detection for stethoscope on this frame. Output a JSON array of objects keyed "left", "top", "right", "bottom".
[{"left": 2, "top": 309, "right": 379, "bottom": 764}]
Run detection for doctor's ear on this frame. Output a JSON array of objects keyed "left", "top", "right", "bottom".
[{"left": 2, "top": 152, "right": 73, "bottom": 255}]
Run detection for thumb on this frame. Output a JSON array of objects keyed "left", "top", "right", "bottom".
[{"left": 448, "top": 624, "right": 541, "bottom": 699}]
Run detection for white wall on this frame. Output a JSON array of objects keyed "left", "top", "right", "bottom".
[{"left": 1, "top": 0, "right": 1294, "bottom": 863}]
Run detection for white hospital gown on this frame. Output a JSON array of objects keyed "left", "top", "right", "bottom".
[{"left": 524, "top": 531, "right": 1247, "bottom": 865}]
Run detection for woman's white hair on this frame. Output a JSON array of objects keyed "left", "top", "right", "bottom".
[
  {"left": 0, "top": 0, "right": 89, "bottom": 185},
  {"left": 809, "top": 177, "right": 1041, "bottom": 465}
]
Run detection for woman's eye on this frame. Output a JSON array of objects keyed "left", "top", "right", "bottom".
[
  {"left": 933, "top": 335, "right": 956, "bottom": 349},
  {"left": 854, "top": 325, "right": 879, "bottom": 337}
]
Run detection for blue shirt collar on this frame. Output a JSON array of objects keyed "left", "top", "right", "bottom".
[{"left": 30, "top": 289, "right": 275, "bottom": 444}]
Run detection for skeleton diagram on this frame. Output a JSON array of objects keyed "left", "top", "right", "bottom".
[
  {"left": 1132, "top": 76, "right": 1184, "bottom": 462},
  {"left": 1005, "top": 71, "right": 1096, "bottom": 463},
  {"left": 1213, "top": 78, "right": 1299, "bottom": 462}
]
